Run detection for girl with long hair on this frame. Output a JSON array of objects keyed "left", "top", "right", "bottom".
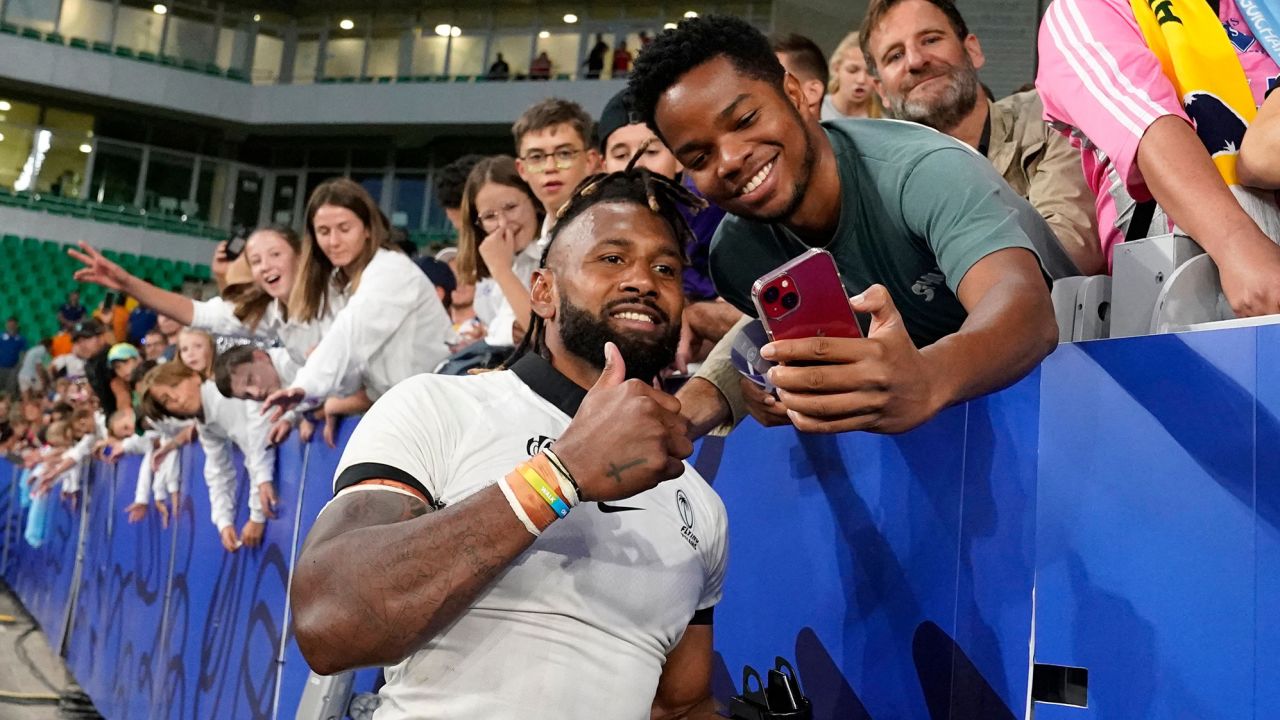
[
  {"left": 262, "top": 178, "right": 451, "bottom": 415},
  {"left": 455, "top": 156, "right": 547, "bottom": 349}
]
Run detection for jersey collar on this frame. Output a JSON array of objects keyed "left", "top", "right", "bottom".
[{"left": 510, "top": 353, "right": 587, "bottom": 417}]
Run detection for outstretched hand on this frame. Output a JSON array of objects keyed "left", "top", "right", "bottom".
[
  {"left": 68, "top": 242, "right": 133, "bottom": 292},
  {"left": 261, "top": 387, "right": 305, "bottom": 422},
  {"left": 763, "top": 284, "right": 942, "bottom": 435}
]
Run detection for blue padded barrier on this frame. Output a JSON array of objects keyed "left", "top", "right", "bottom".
[{"left": 2, "top": 326, "right": 1280, "bottom": 718}]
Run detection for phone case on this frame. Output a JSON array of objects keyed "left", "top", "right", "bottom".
[{"left": 750, "top": 248, "right": 862, "bottom": 342}]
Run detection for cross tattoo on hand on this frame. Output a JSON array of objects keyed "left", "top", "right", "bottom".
[{"left": 606, "top": 458, "right": 645, "bottom": 484}]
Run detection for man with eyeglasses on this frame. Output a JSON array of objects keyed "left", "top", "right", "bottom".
[{"left": 512, "top": 98, "right": 601, "bottom": 237}]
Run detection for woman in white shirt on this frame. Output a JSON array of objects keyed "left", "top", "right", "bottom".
[
  {"left": 262, "top": 178, "right": 451, "bottom": 415},
  {"left": 455, "top": 156, "right": 546, "bottom": 349}
]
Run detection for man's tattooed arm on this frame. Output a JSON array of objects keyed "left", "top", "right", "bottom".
[{"left": 290, "top": 483, "right": 535, "bottom": 674}]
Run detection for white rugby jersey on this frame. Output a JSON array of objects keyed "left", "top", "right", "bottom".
[{"left": 330, "top": 353, "right": 728, "bottom": 720}]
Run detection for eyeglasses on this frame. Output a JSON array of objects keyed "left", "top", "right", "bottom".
[
  {"left": 476, "top": 200, "right": 528, "bottom": 232},
  {"left": 519, "top": 147, "right": 584, "bottom": 173}
]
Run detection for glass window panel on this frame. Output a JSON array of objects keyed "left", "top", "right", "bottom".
[
  {"left": 392, "top": 174, "right": 426, "bottom": 231},
  {"left": 412, "top": 33, "right": 447, "bottom": 76},
  {"left": 367, "top": 35, "right": 400, "bottom": 77},
  {"left": 216, "top": 23, "right": 252, "bottom": 70},
  {"left": 270, "top": 173, "right": 300, "bottom": 225},
  {"left": 252, "top": 30, "right": 285, "bottom": 84},
  {"left": 37, "top": 130, "right": 92, "bottom": 197},
  {"left": 58, "top": 0, "right": 113, "bottom": 43},
  {"left": 88, "top": 141, "right": 142, "bottom": 206},
  {"left": 325, "top": 37, "right": 365, "bottom": 78},
  {"left": 116, "top": 3, "right": 165, "bottom": 55},
  {"left": 0, "top": 125, "right": 36, "bottom": 192},
  {"left": 351, "top": 172, "right": 384, "bottom": 206},
  {"left": 490, "top": 34, "right": 532, "bottom": 77},
  {"left": 164, "top": 6, "right": 217, "bottom": 62},
  {"left": 4, "top": 0, "right": 59, "bottom": 33},
  {"left": 194, "top": 159, "right": 229, "bottom": 223},
  {"left": 143, "top": 150, "right": 195, "bottom": 215},
  {"left": 294, "top": 35, "right": 321, "bottom": 84},
  {"left": 539, "top": 33, "right": 580, "bottom": 80},
  {"left": 447, "top": 34, "right": 485, "bottom": 77},
  {"left": 230, "top": 168, "right": 264, "bottom": 230}
]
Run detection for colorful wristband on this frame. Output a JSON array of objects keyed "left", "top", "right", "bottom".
[
  {"left": 518, "top": 463, "right": 570, "bottom": 518},
  {"left": 530, "top": 453, "right": 578, "bottom": 507},
  {"left": 542, "top": 448, "right": 583, "bottom": 501}
]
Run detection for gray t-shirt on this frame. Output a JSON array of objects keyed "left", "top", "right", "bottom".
[{"left": 709, "top": 119, "right": 1074, "bottom": 347}]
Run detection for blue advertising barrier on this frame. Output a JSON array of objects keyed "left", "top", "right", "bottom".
[{"left": 1, "top": 325, "right": 1278, "bottom": 719}]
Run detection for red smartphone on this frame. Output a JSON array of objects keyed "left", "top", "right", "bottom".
[{"left": 751, "top": 248, "right": 862, "bottom": 342}]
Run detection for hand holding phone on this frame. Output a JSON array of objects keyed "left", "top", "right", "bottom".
[{"left": 751, "top": 248, "right": 861, "bottom": 345}]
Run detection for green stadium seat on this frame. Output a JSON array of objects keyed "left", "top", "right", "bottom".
[
  {"left": 114, "top": 46, "right": 135, "bottom": 59},
  {"left": 181, "top": 58, "right": 203, "bottom": 72},
  {"left": 44, "top": 32, "right": 64, "bottom": 45},
  {"left": 159, "top": 55, "right": 178, "bottom": 67},
  {"left": 204, "top": 63, "right": 224, "bottom": 77},
  {"left": 19, "top": 28, "right": 42, "bottom": 41},
  {"left": 92, "top": 41, "right": 112, "bottom": 54},
  {"left": 226, "top": 67, "right": 248, "bottom": 82},
  {"left": 68, "top": 37, "right": 89, "bottom": 50},
  {"left": 0, "top": 23, "right": 17, "bottom": 35},
  {"left": 396, "top": 75, "right": 414, "bottom": 83},
  {"left": 137, "top": 51, "right": 157, "bottom": 63},
  {"left": 452, "top": 75, "right": 472, "bottom": 83}
]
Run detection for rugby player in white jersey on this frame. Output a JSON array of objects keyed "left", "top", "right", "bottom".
[{"left": 291, "top": 163, "right": 727, "bottom": 720}]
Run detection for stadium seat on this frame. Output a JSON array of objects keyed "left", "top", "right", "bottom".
[
  {"left": 44, "top": 32, "right": 64, "bottom": 45},
  {"left": 68, "top": 37, "right": 89, "bottom": 50},
  {"left": 0, "top": 23, "right": 17, "bottom": 35},
  {"left": 114, "top": 45, "right": 135, "bottom": 59},
  {"left": 91, "top": 41, "right": 112, "bottom": 54},
  {"left": 20, "top": 27, "right": 42, "bottom": 41},
  {"left": 137, "top": 51, "right": 157, "bottom": 63}
]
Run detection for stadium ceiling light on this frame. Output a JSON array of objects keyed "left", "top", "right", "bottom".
[
  {"left": 339, "top": 18, "right": 355, "bottom": 30},
  {"left": 0, "top": 133, "right": 5, "bottom": 142},
  {"left": 79, "top": 143, "right": 93, "bottom": 154},
  {"left": 434, "top": 23, "right": 452, "bottom": 37},
  {"left": 153, "top": 4, "right": 167, "bottom": 15},
  {"left": 563, "top": 13, "right": 578, "bottom": 23},
  {"left": 451, "top": 26, "right": 461, "bottom": 37},
  {"left": 253, "top": 13, "right": 261, "bottom": 22},
  {"left": 684, "top": 10, "right": 698, "bottom": 17},
  {"left": 538, "top": 30, "right": 550, "bottom": 39},
  {"left": 663, "top": 22, "right": 677, "bottom": 29},
  {"left": 0, "top": 101, "right": 10, "bottom": 111}
]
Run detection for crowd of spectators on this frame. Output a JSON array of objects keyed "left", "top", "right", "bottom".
[{"left": 11, "top": 2, "right": 1280, "bottom": 709}]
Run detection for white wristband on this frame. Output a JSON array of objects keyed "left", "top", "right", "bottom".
[{"left": 497, "top": 476, "right": 541, "bottom": 537}]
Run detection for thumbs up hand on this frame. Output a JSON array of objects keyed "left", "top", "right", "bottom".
[
  {"left": 551, "top": 342, "right": 693, "bottom": 503},
  {"left": 761, "top": 285, "right": 944, "bottom": 435}
]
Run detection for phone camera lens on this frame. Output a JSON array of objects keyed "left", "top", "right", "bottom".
[
  {"left": 781, "top": 292, "right": 799, "bottom": 310},
  {"left": 763, "top": 286, "right": 780, "bottom": 304}
]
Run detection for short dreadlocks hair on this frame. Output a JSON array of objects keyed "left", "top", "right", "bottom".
[
  {"left": 505, "top": 150, "right": 706, "bottom": 367},
  {"left": 629, "top": 14, "right": 786, "bottom": 138}
]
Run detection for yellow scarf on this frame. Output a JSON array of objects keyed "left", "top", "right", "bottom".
[{"left": 1130, "top": 0, "right": 1255, "bottom": 184}]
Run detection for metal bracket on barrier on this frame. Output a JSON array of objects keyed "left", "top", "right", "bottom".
[
  {"left": 1111, "top": 233, "right": 1204, "bottom": 337},
  {"left": 295, "top": 670, "right": 355, "bottom": 720}
]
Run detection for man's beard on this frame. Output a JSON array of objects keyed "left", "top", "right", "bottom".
[
  {"left": 887, "top": 57, "right": 980, "bottom": 133},
  {"left": 557, "top": 296, "right": 679, "bottom": 382}
]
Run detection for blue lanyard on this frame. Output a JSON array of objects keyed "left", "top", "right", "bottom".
[{"left": 1238, "top": 0, "right": 1280, "bottom": 67}]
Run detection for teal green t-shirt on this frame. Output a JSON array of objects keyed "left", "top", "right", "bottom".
[{"left": 709, "top": 119, "right": 1067, "bottom": 347}]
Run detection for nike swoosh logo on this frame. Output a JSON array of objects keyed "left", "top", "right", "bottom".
[{"left": 597, "top": 502, "right": 643, "bottom": 513}]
